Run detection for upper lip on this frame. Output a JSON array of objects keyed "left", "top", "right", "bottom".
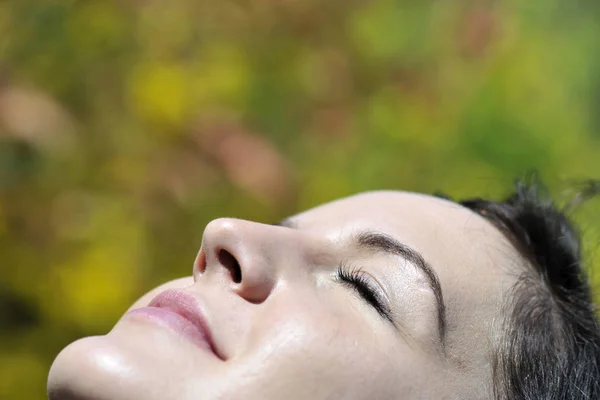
[{"left": 148, "top": 289, "right": 223, "bottom": 360}]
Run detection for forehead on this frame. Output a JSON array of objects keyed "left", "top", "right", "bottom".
[
  {"left": 292, "top": 191, "right": 521, "bottom": 365},
  {"left": 293, "top": 191, "right": 510, "bottom": 252}
]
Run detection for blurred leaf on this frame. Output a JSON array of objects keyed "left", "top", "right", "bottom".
[
  {"left": 0, "top": 351, "right": 47, "bottom": 399},
  {"left": 129, "top": 62, "right": 193, "bottom": 129},
  {"left": 191, "top": 43, "right": 251, "bottom": 108},
  {"left": 0, "top": 140, "right": 40, "bottom": 190},
  {"left": 0, "top": 288, "right": 39, "bottom": 333},
  {"left": 349, "top": 1, "right": 430, "bottom": 63},
  {"left": 196, "top": 119, "right": 290, "bottom": 203},
  {"left": 49, "top": 196, "right": 146, "bottom": 330},
  {"left": 0, "top": 86, "right": 76, "bottom": 151}
]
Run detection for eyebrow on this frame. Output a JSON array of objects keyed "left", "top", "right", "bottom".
[
  {"left": 354, "top": 230, "right": 446, "bottom": 342},
  {"left": 274, "top": 219, "right": 447, "bottom": 342}
]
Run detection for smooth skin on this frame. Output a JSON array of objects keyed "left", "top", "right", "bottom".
[{"left": 48, "top": 191, "right": 521, "bottom": 399}]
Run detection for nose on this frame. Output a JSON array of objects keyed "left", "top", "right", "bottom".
[{"left": 195, "top": 218, "right": 306, "bottom": 303}]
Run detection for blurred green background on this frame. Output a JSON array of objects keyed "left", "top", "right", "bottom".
[{"left": 1, "top": 0, "right": 600, "bottom": 398}]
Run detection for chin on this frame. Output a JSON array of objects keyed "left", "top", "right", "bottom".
[
  {"left": 48, "top": 336, "right": 139, "bottom": 400},
  {"left": 47, "top": 323, "right": 216, "bottom": 400}
]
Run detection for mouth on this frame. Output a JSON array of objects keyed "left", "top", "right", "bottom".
[{"left": 127, "top": 289, "right": 224, "bottom": 360}]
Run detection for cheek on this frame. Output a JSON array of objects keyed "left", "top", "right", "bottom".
[{"left": 222, "top": 301, "right": 409, "bottom": 399}]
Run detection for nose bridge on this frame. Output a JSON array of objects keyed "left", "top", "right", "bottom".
[{"left": 198, "top": 218, "right": 309, "bottom": 302}]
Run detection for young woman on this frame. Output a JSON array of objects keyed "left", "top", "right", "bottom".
[{"left": 47, "top": 177, "right": 600, "bottom": 399}]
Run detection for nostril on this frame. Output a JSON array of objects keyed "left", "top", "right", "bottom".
[
  {"left": 195, "top": 248, "right": 207, "bottom": 274},
  {"left": 218, "top": 249, "right": 242, "bottom": 283}
]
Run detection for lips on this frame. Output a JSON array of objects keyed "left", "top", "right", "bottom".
[{"left": 127, "top": 289, "right": 223, "bottom": 360}]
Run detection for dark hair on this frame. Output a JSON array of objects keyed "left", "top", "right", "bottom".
[{"left": 455, "top": 175, "right": 600, "bottom": 399}]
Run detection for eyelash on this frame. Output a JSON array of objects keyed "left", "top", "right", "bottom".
[{"left": 335, "top": 262, "right": 394, "bottom": 323}]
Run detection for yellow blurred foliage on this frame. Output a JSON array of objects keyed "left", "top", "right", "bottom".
[
  {"left": 0, "top": 352, "right": 47, "bottom": 399},
  {"left": 191, "top": 43, "right": 251, "bottom": 108},
  {"left": 129, "top": 62, "right": 194, "bottom": 129}
]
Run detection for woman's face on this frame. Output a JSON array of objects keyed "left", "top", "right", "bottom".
[{"left": 48, "top": 191, "right": 520, "bottom": 400}]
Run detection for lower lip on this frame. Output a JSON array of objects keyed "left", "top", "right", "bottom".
[{"left": 126, "top": 306, "right": 216, "bottom": 355}]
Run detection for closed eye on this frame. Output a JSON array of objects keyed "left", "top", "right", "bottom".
[{"left": 335, "top": 262, "right": 394, "bottom": 323}]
